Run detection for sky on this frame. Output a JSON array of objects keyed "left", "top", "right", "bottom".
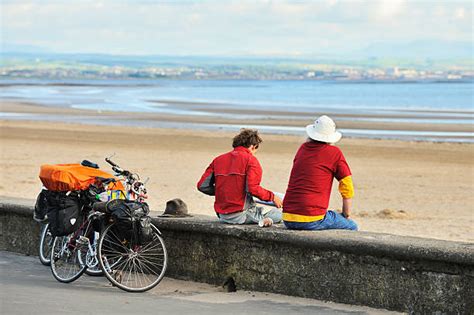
[{"left": 1, "top": 0, "right": 472, "bottom": 56}]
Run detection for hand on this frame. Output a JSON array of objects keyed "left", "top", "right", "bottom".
[
  {"left": 273, "top": 195, "right": 283, "bottom": 208},
  {"left": 342, "top": 198, "right": 352, "bottom": 219}
]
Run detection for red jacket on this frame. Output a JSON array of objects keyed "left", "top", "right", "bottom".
[{"left": 197, "top": 146, "right": 274, "bottom": 214}]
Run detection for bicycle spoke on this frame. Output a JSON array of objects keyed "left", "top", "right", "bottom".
[
  {"left": 110, "top": 256, "right": 130, "bottom": 272},
  {"left": 136, "top": 254, "right": 164, "bottom": 270},
  {"left": 139, "top": 244, "right": 164, "bottom": 254},
  {"left": 132, "top": 258, "right": 143, "bottom": 288},
  {"left": 123, "top": 257, "right": 135, "bottom": 286},
  {"left": 135, "top": 260, "right": 154, "bottom": 284},
  {"left": 137, "top": 258, "right": 161, "bottom": 276},
  {"left": 105, "top": 230, "right": 130, "bottom": 252}
]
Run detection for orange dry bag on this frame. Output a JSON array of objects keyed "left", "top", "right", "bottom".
[{"left": 39, "top": 164, "right": 124, "bottom": 192}]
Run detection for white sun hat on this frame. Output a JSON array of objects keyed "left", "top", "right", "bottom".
[{"left": 305, "top": 115, "right": 342, "bottom": 144}]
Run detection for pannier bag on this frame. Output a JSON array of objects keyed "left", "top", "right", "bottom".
[
  {"left": 45, "top": 191, "right": 84, "bottom": 237},
  {"left": 106, "top": 199, "right": 152, "bottom": 244},
  {"left": 34, "top": 189, "right": 49, "bottom": 223},
  {"left": 138, "top": 216, "right": 153, "bottom": 244},
  {"left": 39, "top": 163, "right": 124, "bottom": 192}
]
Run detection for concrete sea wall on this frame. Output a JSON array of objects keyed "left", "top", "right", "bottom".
[{"left": 1, "top": 197, "right": 473, "bottom": 314}]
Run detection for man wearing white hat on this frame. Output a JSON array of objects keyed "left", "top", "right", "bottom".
[{"left": 282, "top": 115, "right": 358, "bottom": 231}]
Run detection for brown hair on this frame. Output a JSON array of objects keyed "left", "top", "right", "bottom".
[{"left": 232, "top": 129, "right": 263, "bottom": 148}]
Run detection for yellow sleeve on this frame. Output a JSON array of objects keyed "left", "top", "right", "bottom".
[{"left": 339, "top": 175, "right": 354, "bottom": 199}]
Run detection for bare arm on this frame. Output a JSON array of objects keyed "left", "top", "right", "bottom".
[{"left": 342, "top": 198, "right": 352, "bottom": 218}]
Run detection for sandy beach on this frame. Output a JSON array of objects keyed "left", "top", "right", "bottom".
[{"left": 0, "top": 101, "right": 473, "bottom": 243}]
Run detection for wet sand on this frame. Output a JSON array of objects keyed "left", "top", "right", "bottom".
[
  {"left": 0, "top": 101, "right": 473, "bottom": 242},
  {"left": 2, "top": 100, "right": 473, "bottom": 133}
]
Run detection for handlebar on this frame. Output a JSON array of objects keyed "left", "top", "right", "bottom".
[
  {"left": 104, "top": 156, "right": 147, "bottom": 202},
  {"left": 106, "top": 157, "right": 132, "bottom": 177},
  {"left": 105, "top": 157, "right": 119, "bottom": 168}
]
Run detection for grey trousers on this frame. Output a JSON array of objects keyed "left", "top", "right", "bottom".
[{"left": 218, "top": 204, "right": 282, "bottom": 225}]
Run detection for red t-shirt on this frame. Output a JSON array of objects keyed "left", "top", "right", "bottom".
[{"left": 283, "top": 142, "right": 351, "bottom": 218}]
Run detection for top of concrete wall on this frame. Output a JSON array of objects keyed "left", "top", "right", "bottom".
[
  {"left": 153, "top": 215, "right": 474, "bottom": 266},
  {"left": 2, "top": 196, "right": 473, "bottom": 266}
]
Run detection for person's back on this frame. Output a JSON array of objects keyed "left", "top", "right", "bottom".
[
  {"left": 283, "top": 115, "right": 358, "bottom": 231},
  {"left": 197, "top": 129, "right": 282, "bottom": 225},
  {"left": 284, "top": 142, "right": 348, "bottom": 219},
  {"left": 212, "top": 147, "right": 258, "bottom": 214}
]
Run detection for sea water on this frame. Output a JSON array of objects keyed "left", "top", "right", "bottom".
[{"left": 1, "top": 79, "right": 473, "bottom": 142}]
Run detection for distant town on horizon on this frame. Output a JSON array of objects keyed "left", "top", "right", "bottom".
[{"left": 1, "top": 50, "right": 473, "bottom": 82}]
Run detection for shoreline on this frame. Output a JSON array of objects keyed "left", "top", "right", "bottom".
[{"left": 1, "top": 100, "right": 473, "bottom": 143}]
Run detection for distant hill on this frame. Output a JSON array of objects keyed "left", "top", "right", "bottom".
[
  {"left": 2, "top": 39, "right": 473, "bottom": 67},
  {"left": 356, "top": 40, "right": 473, "bottom": 60},
  {"left": 1, "top": 50, "right": 471, "bottom": 70}
]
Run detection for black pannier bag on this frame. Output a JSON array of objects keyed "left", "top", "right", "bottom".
[
  {"left": 138, "top": 216, "right": 153, "bottom": 244},
  {"left": 46, "top": 191, "right": 84, "bottom": 237},
  {"left": 107, "top": 199, "right": 133, "bottom": 239},
  {"left": 107, "top": 199, "right": 152, "bottom": 244},
  {"left": 34, "top": 189, "right": 49, "bottom": 223}
]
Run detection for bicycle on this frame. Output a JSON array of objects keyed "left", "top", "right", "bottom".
[
  {"left": 50, "top": 158, "right": 168, "bottom": 292},
  {"left": 38, "top": 160, "right": 121, "bottom": 275},
  {"left": 37, "top": 189, "right": 111, "bottom": 277}
]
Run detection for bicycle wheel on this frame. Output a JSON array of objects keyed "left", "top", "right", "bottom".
[
  {"left": 50, "top": 233, "right": 87, "bottom": 283},
  {"left": 99, "top": 223, "right": 167, "bottom": 292},
  {"left": 39, "top": 223, "right": 53, "bottom": 266}
]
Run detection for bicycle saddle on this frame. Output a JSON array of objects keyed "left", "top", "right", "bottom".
[{"left": 81, "top": 160, "right": 99, "bottom": 169}]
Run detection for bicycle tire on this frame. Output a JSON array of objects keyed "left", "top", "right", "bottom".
[
  {"left": 98, "top": 223, "right": 167, "bottom": 292},
  {"left": 85, "top": 266, "right": 104, "bottom": 276},
  {"left": 50, "top": 233, "right": 87, "bottom": 283},
  {"left": 39, "top": 223, "right": 53, "bottom": 266}
]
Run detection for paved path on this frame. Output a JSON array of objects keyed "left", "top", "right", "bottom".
[{"left": 0, "top": 251, "right": 402, "bottom": 315}]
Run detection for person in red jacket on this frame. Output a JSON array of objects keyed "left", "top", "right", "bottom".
[
  {"left": 283, "top": 115, "right": 358, "bottom": 231},
  {"left": 197, "top": 129, "right": 283, "bottom": 226}
]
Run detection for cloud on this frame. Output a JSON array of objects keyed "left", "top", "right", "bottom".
[
  {"left": 1, "top": 0, "right": 472, "bottom": 55},
  {"left": 374, "top": 0, "right": 406, "bottom": 20},
  {"left": 455, "top": 7, "right": 466, "bottom": 19}
]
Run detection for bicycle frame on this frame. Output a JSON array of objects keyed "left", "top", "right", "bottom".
[{"left": 58, "top": 210, "right": 104, "bottom": 267}]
